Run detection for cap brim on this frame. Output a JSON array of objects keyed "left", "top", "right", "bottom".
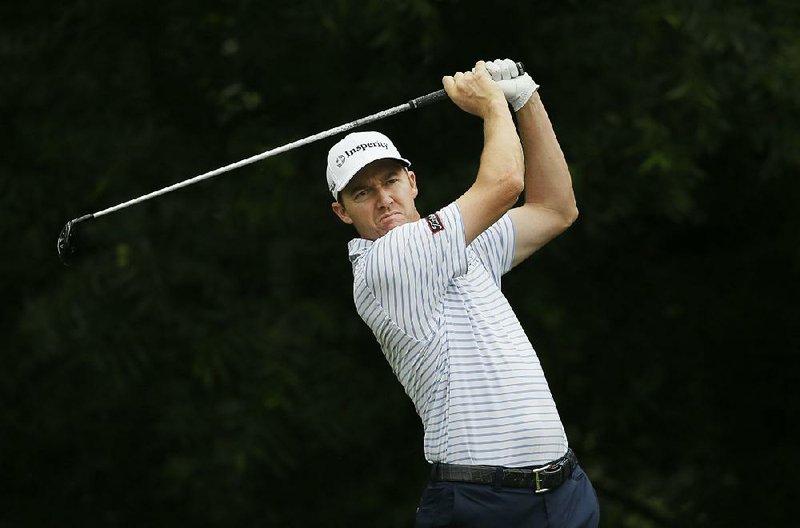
[{"left": 332, "top": 156, "right": 411, "bottom": 199}]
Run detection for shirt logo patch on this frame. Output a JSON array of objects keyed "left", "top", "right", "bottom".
[{"left": 425, "top": 213, "right": 444, "bottom": 234}]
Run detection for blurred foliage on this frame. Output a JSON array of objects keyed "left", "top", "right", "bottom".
[{"left": 2, "top": 0, "right": 799, "bottom": 526}]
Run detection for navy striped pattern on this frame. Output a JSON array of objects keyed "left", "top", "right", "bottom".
[{"left": 347, "top": 203, "right": 567, "bottom": 467}]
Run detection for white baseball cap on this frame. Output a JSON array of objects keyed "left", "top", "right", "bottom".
[{"left": 326, "top": 131, "right": 411, "bottom": 200}]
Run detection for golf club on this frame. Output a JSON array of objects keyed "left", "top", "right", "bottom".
[{"left": 57, "top": 62, "right": 525, "bottom": 265}]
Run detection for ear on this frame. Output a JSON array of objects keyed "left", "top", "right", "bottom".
[
  {"left": 331, "top": 201, "right": 353, "bottom": 224},
  {"left": 408, "top": 170, "right": 419, "bottom": 199}
]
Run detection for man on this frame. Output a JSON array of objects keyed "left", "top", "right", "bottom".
[{"left": 326, "top": 59, "right": 599, "bottom": 527}]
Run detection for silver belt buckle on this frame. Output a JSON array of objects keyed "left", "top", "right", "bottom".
[{"left": 532, "top": 458, "right": 565, "bottom": 494}]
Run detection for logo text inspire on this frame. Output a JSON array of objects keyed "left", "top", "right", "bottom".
[{"left": 335, "top": 142, "right": 389, "bottom": 168}]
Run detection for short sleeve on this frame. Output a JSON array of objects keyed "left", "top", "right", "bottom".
[
  {"left": 469, "top": 213, "right": 515, "bottom": 285},
  {"left": 359, "top": 202, "right": 468, "bottom": 339}
]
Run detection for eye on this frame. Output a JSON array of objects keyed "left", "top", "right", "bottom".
[{"left": 353, "top": 189, "right": 368, "bottom": 200}]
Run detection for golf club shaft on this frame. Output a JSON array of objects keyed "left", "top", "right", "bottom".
[
  {"left": 68, "top": 60, "right": 525, "bottom": 225},
  {"left": 58, "top": 60, "right": 526, "bottom": 265},
  {"left": 77, "top": 90, "right": 448, "bottom": 224}
]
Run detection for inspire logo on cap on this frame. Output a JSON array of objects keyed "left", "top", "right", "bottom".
[{"left": 326, "top": 131, "right": 410, "bottom": 199}]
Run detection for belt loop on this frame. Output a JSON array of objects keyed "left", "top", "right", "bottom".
[
  {"left": 430, "top": 462, "right": 439, "bottom": 480},
  {"left": 492, "top": 467, "right": 504, "bottom": 491}
]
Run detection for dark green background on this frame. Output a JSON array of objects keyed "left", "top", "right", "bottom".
[{"left": 4, "top": 0, "right": 799, "bottom": 526}]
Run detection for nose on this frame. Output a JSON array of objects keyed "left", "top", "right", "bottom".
[{"left": 376, "top": 187, "right": 394, "bottom": 208}]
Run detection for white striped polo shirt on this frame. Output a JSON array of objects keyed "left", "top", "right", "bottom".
[{"left": 347, "top": 202, "right": 568, "bottom": 467}]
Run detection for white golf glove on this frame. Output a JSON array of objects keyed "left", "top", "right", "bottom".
[{"left": 485, "top": 58, "right": 539, "bottom": 112}]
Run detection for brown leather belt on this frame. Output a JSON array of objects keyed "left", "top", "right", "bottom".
[{"left": 431, "top": 449, "right": 578, "bottom": 494}]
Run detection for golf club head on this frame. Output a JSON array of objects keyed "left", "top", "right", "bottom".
[
  {"left": 57, "top": 214, "right": 94, "bottom": 265},
  {"left": 57, "top": 220, "right": 76, "bottom": 266}
]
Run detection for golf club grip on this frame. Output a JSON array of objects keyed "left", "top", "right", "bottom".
[
  {"left": 408, "top": 61, "right": 526, "bottom": 109},
  {"left": 408, "top": 89, "right": 448, "bottom": 109}
]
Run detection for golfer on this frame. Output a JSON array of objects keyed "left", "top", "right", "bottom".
[{"left": 326, "top": 59, "right": 599, "bottom": 527}]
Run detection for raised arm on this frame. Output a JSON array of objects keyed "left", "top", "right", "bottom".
[
  {"left": 443, "top": 61, "right": 525, "bottom": 246},
  {"left": 487, "top": 59, "right": 578, "bottom": 267}
]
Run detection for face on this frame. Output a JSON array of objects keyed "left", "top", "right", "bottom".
[{"left": 331, "top": 159, "right": 420, "bottom": 240}]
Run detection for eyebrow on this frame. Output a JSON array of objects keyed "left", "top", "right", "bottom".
[
  {"left": 346, "top": 168, "right": 407, "bottom": 196},
  {"left": 380, "top": 167, "right": 407, "bottom": 181},
  {"left": 347, "top": 185, "right": 368, "bottom": 195}
]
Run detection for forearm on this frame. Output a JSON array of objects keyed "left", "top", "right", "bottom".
[
  {"left": 516, "top": 93, "right": 578, "bottom": 220},
  {"left": 476, "top": 102, "right": 525, "bottom": 193},
  {"left": 444, "top": 60, "right": 525, "bottom": 245}
]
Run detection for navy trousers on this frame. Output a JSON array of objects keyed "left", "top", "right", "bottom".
[{"left": 414, "top": 464, "right": 599, "bottom": 528}]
